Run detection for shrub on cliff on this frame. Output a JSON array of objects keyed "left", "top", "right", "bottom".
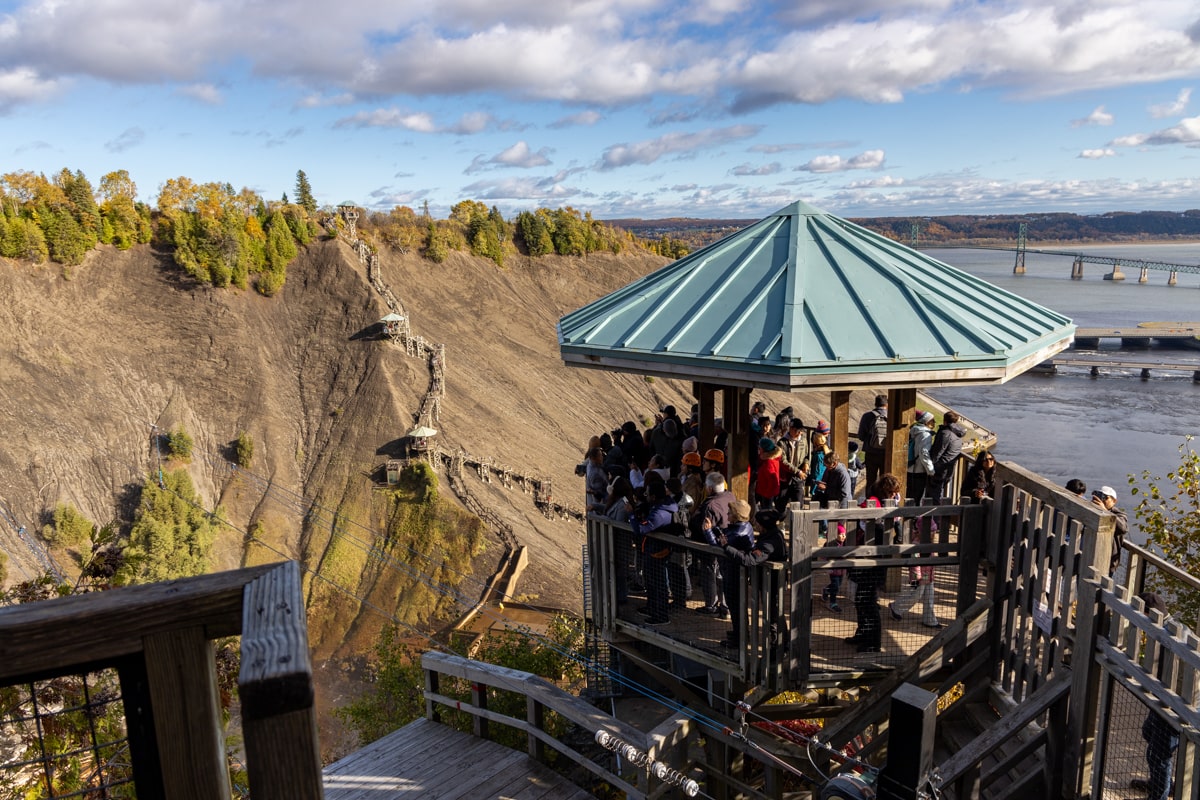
[{"left": 1129, "top": 435, "right": 1200, "bottom": 627}]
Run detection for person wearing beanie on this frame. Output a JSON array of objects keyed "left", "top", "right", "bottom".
[
  {"left": 691, "top": 472, "right": 736, "bottom": 616},
  {"left": 809, "top": 427, "right": 831, "bottom": 503},
  {"left": 906, "top": 410, "right": 936, "bottom": 503},
  {"left": 822, "top": 522, "right": 848, "bottom": 612},
  {"left": 754, "top": 436, "right": 790, "bottom": 511}
]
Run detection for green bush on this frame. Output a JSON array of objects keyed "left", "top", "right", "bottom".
[
  {"left": 117, "top": 469, "right": 219, "bottom": 584},
  {"left": 233, "top": 432, "right": 254, "bottom": 468},
  {"left": 166, "top": 427, "right": 194, "bottom": 460},
  {"left": 42, "top": 503, "right": 94, "bottom": 548}
]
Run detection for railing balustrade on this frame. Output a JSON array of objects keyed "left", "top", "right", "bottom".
[{"left": 0, "top": 561, "right": 321, "bottom": 800}]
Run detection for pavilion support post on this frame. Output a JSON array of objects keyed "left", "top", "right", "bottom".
[
  {"left": 830, "top": 390, "right": 850, "bottom": 462},
  {"left": 694, "top": 382, "right": 717, "bottom": 452},
  {"left": 886, "top": 388, "right": 916, "bottom": 500},
  {"left": 723, "top": 386, "right": 751, "bottom": 502}
]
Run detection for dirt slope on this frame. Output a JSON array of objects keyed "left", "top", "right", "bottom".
[{"left": 0, "top": 237, "right": 836, "bottom": 644}]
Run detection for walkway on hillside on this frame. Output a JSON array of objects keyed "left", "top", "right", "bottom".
[{"left": 323, "top": 717, "right": 594, "bottom": 800}]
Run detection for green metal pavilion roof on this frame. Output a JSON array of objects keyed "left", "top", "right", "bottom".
[{"left": 558, "top": 200, "right": 1075, "bottom": 390}]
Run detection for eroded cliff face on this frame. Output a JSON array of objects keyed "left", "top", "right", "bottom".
[{"left": 0, "top": 238, "right": 833, "bottom": 658}]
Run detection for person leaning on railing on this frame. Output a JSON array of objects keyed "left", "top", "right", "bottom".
[{"left": 719, "top": 507, "right": 787, "bottom": 650}]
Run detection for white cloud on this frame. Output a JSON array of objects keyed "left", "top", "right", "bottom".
[
  {"left": 598, "top": 125, "right": 761, "bottom": 170},
  {"left": 729, "top": 162, "right": 782, "bottom": 176},
  {"left": 465, "top": 140, "right": 553, "bottom": 173},
  {"left": 1108, "top": 115, "right": 1200, "bottom": 147},
  {"left": 795, "top": 149, "right": 885, "bottom": 173},
  {"left": 1072, "top": 105, "right": 1113, "bottom": 127},
  {"left": 0, "top": 67, "right": 61, "bottom": 111},
  {"left": 845, "top": 175, "right": 905, "bottom": 189},
  {"left": 177, "top": 83, "right": 222, "bottom": 105},
  {"left": 1149, "top": 88, "right": 1192, "bottom": 118},
  {"left": 333, "top": 108, "right": 438, "bottom": 132},
  {"left": 1079, "top": 148, "right": 1117, "bottom": 159}
]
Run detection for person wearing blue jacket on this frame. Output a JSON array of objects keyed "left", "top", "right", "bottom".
[{"left": 634, "top": 481, "right": 678, "bottom": 626}]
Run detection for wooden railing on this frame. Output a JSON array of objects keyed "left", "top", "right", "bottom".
[
  {"left": 0, "top": 561, "right": 322, "bottom": 800},
  {"left": 421, "top": 650, "right": 690, "bottom": 799},
  {"left": 585, "top": 514, "right": 787, "bottom": 684}
]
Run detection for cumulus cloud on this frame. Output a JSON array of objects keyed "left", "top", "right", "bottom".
[
  {"left": 465, "top": 141, "right": 553, "bottom": 173},
  {"left": 795, "top": 149, "right": 885, "bottom": 173},
  {"left": 598, "top": 125, "right": 761, "bottom": 170},
  {"left": 334, "top": 108, "right": 438, "bottom": 132},
  {"left": 177, "top": 83, "right": 222, "bottom": 104},
  {"left": 104, "top": 127, "right": 145, "bottom": 153},
  {"left": 1149, "top": 88, "right": 1192, "bottom": 118},
  {"left": 1109, "top": 115, "right": 1200, "bottom": 147},
  {"left": 1071, "top": 106, "right": 1113, "bottom": 127},
  {"left": 0, "top": 67, "right": 61, "bottom": 111},
  {"left": 730, "top": 162, "right": 782, "bottom": 176},
  {"left": 1079, "top": 148, "right": 1117, "bottom": 159},
  {"left": 0, "top": 0, "right": 1197, "bottom": 116}
]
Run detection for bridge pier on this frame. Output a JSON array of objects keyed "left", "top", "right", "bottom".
[
  {"left": 1074, "top": 337, "right": 1100, "bottom": 349},
  {"left": 1194, "top": 370, "right": 1200, "bottom": 383},
  {"left": 1169, "top": 271, "right": 1178, "bottom": 286},
  {"left": 1071, "top": 257, "right": 1084, "bottom": 280},
  {"left": 1121, "top": 337, "right": 1151, "bottom": 348},
  {"left": 1141, "top": 368, "right": 1152, "bottom": 380},
  {"left": 1104, "top": 263, "right": 1126, "bottom": 281},
  {"left": 1090, "top": 366, "right": 1101, "bottom": 377},
  {"left": 1139, "top": 267, "right": 1149, "bottom": 283}
]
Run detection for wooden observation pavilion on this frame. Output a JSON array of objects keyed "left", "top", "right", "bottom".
[{"left": 558, "top": 200, "right": 1076, "bottom": 498}]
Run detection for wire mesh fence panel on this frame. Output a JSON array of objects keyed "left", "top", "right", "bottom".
[
  {"left": 0, "top": 669, "right": 133, "bottom": 799},
  {"left": 1094, "top": 678, "right": 1182, "bottom": 800}
]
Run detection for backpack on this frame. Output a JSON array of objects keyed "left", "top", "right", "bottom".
[
  {"left": 907, "top": 436, "right": 917, "bottom": 467},
  {"left": 869, "top": 412, "right": 887, "bottom": 450}
]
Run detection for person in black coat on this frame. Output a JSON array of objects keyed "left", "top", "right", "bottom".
[{"left": 721, "top": 508, "right": 788, "bottom": 649}]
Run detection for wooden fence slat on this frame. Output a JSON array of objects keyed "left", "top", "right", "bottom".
[{"left": 143, "top": 627, "right": 231, "bottom": 800}]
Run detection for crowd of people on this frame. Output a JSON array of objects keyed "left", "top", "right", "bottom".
[{"left": 580, "top": 396, "right": 1132, "bottom": 653}]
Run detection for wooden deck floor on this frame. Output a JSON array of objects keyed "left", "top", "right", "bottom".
[{"left": 323, "top": 717, "right": 596, "bottom": 799}]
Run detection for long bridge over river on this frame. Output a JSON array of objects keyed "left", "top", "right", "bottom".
[{"left": 921, "top": 239, "right": 1200, "bottom": 283}]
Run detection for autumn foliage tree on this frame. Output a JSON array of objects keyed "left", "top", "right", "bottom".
[{"left": 1129, "top": 436, "right": 1200, "bottom": 627}]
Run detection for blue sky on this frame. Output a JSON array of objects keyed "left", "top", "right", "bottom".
[{"left": 2, "top": 0, "right": 1199, "bottom": 219}]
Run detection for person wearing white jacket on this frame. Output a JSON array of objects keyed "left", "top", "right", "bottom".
[{"left": 905, "top": 411, "right": 936, "bottom": 504}]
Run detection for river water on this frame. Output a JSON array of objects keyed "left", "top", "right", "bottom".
[{"left": 928, "top": 243, "right": 1200, "bottom": 540}]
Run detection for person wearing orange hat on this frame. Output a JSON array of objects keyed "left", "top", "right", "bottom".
[
  {"left": 702, "top": 447, "right": 726, "bottom": 477},
  {"left": 681, "top": 451, "right": 705, "bottom": 511}
]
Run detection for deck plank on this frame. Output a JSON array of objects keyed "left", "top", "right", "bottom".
[{"left": 323, "top": 718, "right": 594, "bottom": 799}]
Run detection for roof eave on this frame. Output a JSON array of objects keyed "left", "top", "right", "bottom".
[{"left": 559, "top": 331, "right": 1073, "bottom": 392}]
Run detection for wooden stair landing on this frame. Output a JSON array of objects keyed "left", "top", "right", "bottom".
[{"left": 324, "top": 717, "right": 595, "bottom": 799}]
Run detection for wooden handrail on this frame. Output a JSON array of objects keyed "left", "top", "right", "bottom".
[
  {"left": 0, "top": 562, "right": 322, "bottom": 800},
  {"left": 422, "top": 650, "right": 688, "bottom": 799}
]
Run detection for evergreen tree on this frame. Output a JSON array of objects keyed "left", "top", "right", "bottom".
[
  {"left": 118, "top": 470, "right": 219, "bottom": 584},
  {"left": 294, "top": 170, "right": 317, "bottom": 215}
]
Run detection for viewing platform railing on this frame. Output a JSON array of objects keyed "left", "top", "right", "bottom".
[{"left": 0, "top": 561, "right": 322, "bottom": 800}]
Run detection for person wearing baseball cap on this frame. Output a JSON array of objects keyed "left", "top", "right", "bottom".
[{"left": 1091, "top": 484, "right": 1128, "bottom": 574}]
